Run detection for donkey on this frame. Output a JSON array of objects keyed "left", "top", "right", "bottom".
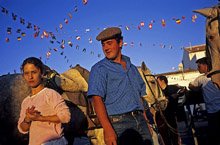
[
  {"left": 137, "top": 62, "right": 167, "bottom": 145},
  {"left": 194, "top": 6, "right": 220, "bottom": 89}
]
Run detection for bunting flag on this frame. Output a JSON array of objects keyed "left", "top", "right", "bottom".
[
  {"left": 74, "top": 6, "right": 78, "bottom": 12},
  {"left": 148, "top": 23, "right": 153, "bottom": 29},
  {"left": 46, "top": 51, "right": 51, "bottom": 58},
  {"left": 21, "top": 32, "right": 26, "bottom": 36},
  {"left": 27, "top": 22, "right": 32, "bottom": 29},
  {"left": 68, "top": 40, "right": 73, "bottom": 47},
  {"left": 76, "top": 45, "right": 79, "bottom": 49},
  {"left": 34, "top": 31, "right": 40, "bottom": 38},
  {"left": 43, "top": 30, "right": 49, "bottom": 38},
  {"left": 140, "top": 21, "right": 145, "bottom": 27},
  {"left": 1, "top": 6, "right": 8, "bottom": 14},
  {"left": 123, "top": 42, "right": 128, "bottom": 46},
  {"left": 90, "top": 51, "right": 94, "bottom": 55},
  {"left": 16, "top": 29, "right": 21, "bottom": 33},
  {"left": 59, "top": 24, "right": 63, "bottom": 29},
  {"left": 12, "top": 13, "right": 17, "bottom": 20},
  {"left": 89, "top": 37, "right": 92, "bottom": 43},
  {"left": 161, "top": 19, "right": 166, "bottom": 27},
  {"left": 85, "top": 28, "right": 90, "bottom": 32},
  {"left": 34, "top": 25, "right": 39, "bottom": 31},
  {"left": 17, "top": 36, "right": 21, "bottom": 41},
  {"left": 139, "top": 42, "right": 142, "bottom": 47},
  {"left": 175, "top": 19, "right": 181, "bottom": 24},
  {"left": 82, "top": 0, "right": 88, "bottom": 5},
  {"left": 5, "top": 37, "right": 9, "bottom": 42},
  {"left": 192, "top": 14, "right": 197, "bottom": 22},
  {"left": 60, "top": 44, "right": 65, "bottom": 49},
  {"left": 68, "top": 13, "right": 72, "bottom": 19},
  {"left": 7, "top": 27, "right": 12, "bottom": 34},
  {"left": 20, "top": 17, "right": 25, "bottom": 25},
  {"left": 125, "top": 26, "right": 130, "bottom": 30},
  {"left": 61, "top": 39, "right": 65, "bottom": 45},
  {"left": 76, "top": 36, "right": 81, "bottom": 40},
  {"left": 64, "top": 18, "right": 68, "bottom": 24}
]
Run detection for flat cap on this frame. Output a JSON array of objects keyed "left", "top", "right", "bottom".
[{"left": 96, "top": 27, "right": 122, "bottom": 41}]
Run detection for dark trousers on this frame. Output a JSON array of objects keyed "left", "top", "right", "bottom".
[
  {"left": 156, "top": 112, "right": 179, "bottom": 145},
  {"left": 207, "top": 110, "right": 220, "bottom": 145}
]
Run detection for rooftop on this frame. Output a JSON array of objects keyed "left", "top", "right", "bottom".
[{"left": 184, "top": 44, "right": 205, "bottom": 53}]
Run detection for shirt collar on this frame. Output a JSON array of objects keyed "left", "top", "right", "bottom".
[{"left": 104, "top": 55, "right": 131, "bottom": 70}]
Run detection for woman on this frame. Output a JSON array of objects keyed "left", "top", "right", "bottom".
[{"left": 17, "top": 57, "right": 71, "bottom": 145}]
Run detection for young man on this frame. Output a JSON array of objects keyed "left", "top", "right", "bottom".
[
  {"left": 189, "top": 57, "right": 220, "bottom": 145},
  {"left": 87, "top": 27, "right": 152, "bottom": 145},
  {"left": 157, "top": 75, "right": 183, "bottom": 145}
]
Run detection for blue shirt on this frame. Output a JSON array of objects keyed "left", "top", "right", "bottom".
[
  {"left": 87, "top": 55, "right": 146, "bottom": 115},
  {"left": 190, "top": 74, "right": 220, "bottom": 113}
]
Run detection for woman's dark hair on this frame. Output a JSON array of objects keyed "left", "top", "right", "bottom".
[{"left": 20, "top": 57, "right": 44, "bottom": 73}]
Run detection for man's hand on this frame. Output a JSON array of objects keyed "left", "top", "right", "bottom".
[
  {"left": 189, "top": 83, "right": 201, "bottom": 92},
  {"left": 103, "top": 127, "right": 117, "bottom": 145}
]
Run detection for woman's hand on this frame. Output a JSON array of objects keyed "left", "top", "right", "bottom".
[{"left": 25, "top": 106, "right": 41, "bottom": 121}]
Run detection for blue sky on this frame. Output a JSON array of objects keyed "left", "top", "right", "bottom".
[{"left": 0, "top": 0, "right": 217, "bottom": 75}]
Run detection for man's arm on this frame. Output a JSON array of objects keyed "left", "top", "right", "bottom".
[
  {"left": 93, "top": 96, "right": 117, "bottom": 145},
  {"left": 188, "top": 83, "right": 201, "bottom": 92}
]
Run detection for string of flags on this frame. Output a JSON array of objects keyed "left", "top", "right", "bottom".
[
  {"left": 0, "top": 2, "right": 101, "bottom": 66},
  {"left": 1, "top": 1, "right": 199, "bottom": 69}
]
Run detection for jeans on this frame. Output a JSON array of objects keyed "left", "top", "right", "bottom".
[
  {"left": 72, "top": 136, "right": 91, "bottom": 145},
  {"left": 109, "top": 112, "right": 152, "bottom": 145},
  {"left": 41, "top": 136, "right": 68, "bottom": 145}
]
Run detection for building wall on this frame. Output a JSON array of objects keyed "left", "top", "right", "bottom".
[
  {"left": 156, "top": 44, "right": 206, "bottom": 87},
  {"left": 182, "top": 49, "right": 205, "bottom": 70},
  {"left": 166, "top": 71, "right": 201, "bottom": 88}
]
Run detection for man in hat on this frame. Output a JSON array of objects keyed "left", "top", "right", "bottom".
[
  {"left": 189, "top": 57, "right": 220, "bottom": 145},
  {"left": 87, "top": 27, "right": 153, "bottom": 145}
]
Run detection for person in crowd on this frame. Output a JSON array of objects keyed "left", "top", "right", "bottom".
[
  {"left": 189, "top": 57, "right": 220, "bottom": 145},
  {"left": 157, "top": 75, "right": 184, "bottom": 145},
  {"left": 17, "top": 57, "right": 71, "bottom": 145},
  {"left": 87, "top": 27, "right": 153, "bottom": 145}
]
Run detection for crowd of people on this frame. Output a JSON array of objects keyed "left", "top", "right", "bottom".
[{"left": 17, "top": 27, "right": 220, "bottom": 145}]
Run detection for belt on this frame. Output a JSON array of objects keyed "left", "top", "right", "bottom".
[
  {"left": 108, "top": 110, "right": 143, "bottom": 123},
  {"left": 123, "top": 110, "right": 143, "bottom": 116},
  {"left": 110, "top": 110, "right": 143, "bottom": 118}
]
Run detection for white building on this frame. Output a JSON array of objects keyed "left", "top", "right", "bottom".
[
  {"left": 182, "top": 44, "right": 206, "bottom": 70},
  {"left": 157, "top": 44, "right": 206, "bottom": 87}
]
